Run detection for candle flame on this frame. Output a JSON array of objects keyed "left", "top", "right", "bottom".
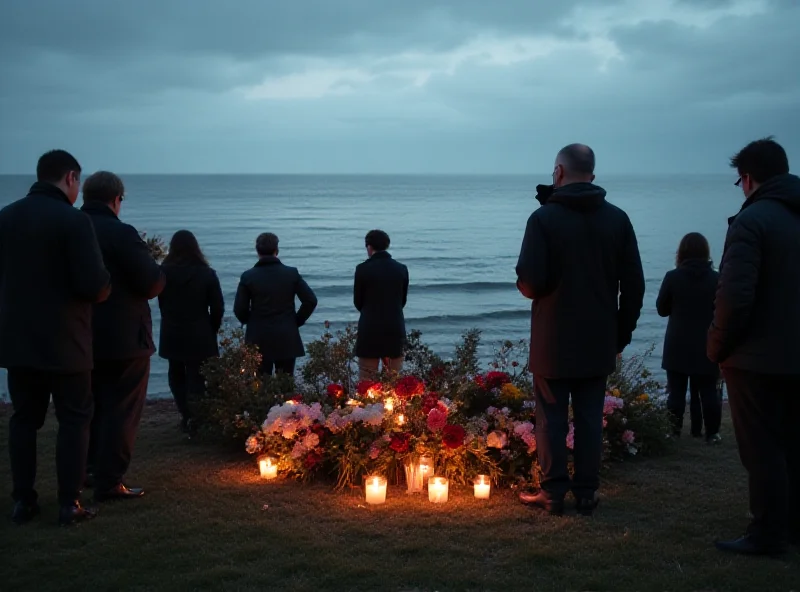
[
  {"left": 397, "top": 414, "right": 405, "bottom": 425},
  {"left": 384, "top": 398, "right": 394, "bottom": 412}
]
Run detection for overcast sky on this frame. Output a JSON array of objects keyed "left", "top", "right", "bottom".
[{"left": 1, "top": 0, "right": 798, "bottom": 174}]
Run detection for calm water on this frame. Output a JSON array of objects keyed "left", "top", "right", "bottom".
[{"left": 0, "top": 174, "right": 739, "bottom": 398}]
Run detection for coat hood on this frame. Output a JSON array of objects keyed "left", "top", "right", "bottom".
[
  {"left": 678, "top": 258, "right": 714, "bottom": 278},
  {"left": 732, "top": 173, "right": 800, "bottom": 223},
  {"left": 547, "top": 182, "right": 607, "bottom": 212}
]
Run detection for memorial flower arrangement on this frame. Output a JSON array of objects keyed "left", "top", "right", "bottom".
[{"left": 199, "top": 326, "right": 673, "bottom": 490}]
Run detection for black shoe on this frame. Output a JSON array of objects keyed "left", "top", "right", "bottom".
[
  {"left": 714, "top": 535, "right": 786, "bottom": 557},
  {"left": 575, "top": 492, "right": 600, "bottom": 517},
  {"left": 94, "top": 483, "right": 145, "bottom": 502},
  {"left": 59, "top": 501, "right": 98, "bottom": 527},
  {"left": 11, "top": 501, "right": 40, "bottom": 525},
  {"left": 706, "top": 433, "right": 722, "bottom": 445},
  {"left": 518, "top": 490, "right": 564, "bottom": 516}
]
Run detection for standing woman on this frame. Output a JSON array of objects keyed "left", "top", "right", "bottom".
[
  {"left": 158, "top": 230, "right": 224, "bottom": 433},
  {"left": 657, "top": 232, "right": 722, "bottom": 443}
]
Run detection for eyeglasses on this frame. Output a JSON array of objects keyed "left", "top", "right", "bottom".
[{"left": 734, "top": 177, "right": 742, "bottom": 187}]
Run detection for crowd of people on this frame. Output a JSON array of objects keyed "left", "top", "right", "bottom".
[{"left": 0, "top": 139, "right": 797, "bottom": 558}]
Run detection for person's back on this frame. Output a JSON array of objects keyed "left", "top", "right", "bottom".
[
  {"left": 234, "top": 233, "right": 317, "bottom": 375},
  {"left": 709, "top": 137, "right": 800, "bottom": 556},
  {"left": 354, "top": 230, "right": 409, "bottom": 380},
  {"left": 517, "top": 181, "right": 644, "bottom": 379},
  {"left": 0, "top": 150, "right": 110, "bottom": 526},
  {"left": 516, "top": 144, "right": 644, "bottom": 518}
]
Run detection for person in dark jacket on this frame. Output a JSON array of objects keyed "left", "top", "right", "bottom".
[
  {"left": 657, "top": 232, "right": 721, "bottom": 442},
  {"left": 0, "top": 150, "right": 111, "bottom": 526},
  {"left": 516, "top": 144, "right": 645, "bottom": 516},
  {"left": 709, "top": 138, "right": 800, "bottom": 556},
  {"left": 354, "top": 230, "right": 410, "bottom": 381},
  {"left": 234, "top": 233, "right": 317, "bottom": 376},
  {"left": 158, "top": 230, "right": 224, "bottom": 433},
  {"left": 81, "top": 171, "right": 166, "bottom": 502}
]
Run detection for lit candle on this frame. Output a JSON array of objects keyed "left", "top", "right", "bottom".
[
  {"left": 384, "top": 397, "right": 394, "bottom": 412},
  {"left": 346, "top": 398, "right": 360, "bottom": 406},
  {"left": 397, "top": 414, "right": 405, "bottom": 425},
  {"left": 419, "top": 456, "right": 432, "bottom": 476},
  {"left": 474, "top": 475, "right": 491, "bottom": 500},
  {"left": 258, "top": 456, "right": 278, "bottom": 480},
  {"left": 428, "top": 477, "right": 449, "bottom": 503},
  {"left": 365, "top": 475, "right": 387, "bottom": 505}
]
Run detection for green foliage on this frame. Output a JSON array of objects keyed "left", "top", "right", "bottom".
[{"left": 300, "top": 323, "right": 358, "bottom": 395}]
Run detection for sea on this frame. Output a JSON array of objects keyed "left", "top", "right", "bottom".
[{"left": 0, "top": 174, "right": 739, "bottom": 400}]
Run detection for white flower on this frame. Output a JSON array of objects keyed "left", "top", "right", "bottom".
[
  {"left": 304, "top": 432, "right": 320, "bottom": 448},
  {"left": 513, "top": 421, "right": 534, "bottom": 437}
]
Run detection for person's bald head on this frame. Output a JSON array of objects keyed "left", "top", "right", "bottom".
[{"left": 553, "top": 143, "right": 596, "bottom": 187}]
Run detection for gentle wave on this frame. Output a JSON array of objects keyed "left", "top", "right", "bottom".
[{"left": 313, "top": 280, "right": 515, "bottom": 298}]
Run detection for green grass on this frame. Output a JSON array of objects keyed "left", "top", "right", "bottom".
[{"left": 0, "top": 403, "right": 797, "bottom": 592}]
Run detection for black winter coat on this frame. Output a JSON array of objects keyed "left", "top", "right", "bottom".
[
  {"left": 81, "top": 202, "right": 166, "bottom": 361},
  {"left": 0, "top": 183, "right": 111, "bottom": 372},
  {"left": 233, "top": 257, "right": 317, "bottom": 360},
  {"left": 708, "top": 173, "right": 800, "bottom": 373},
  {"left": 158, "top": 263, "right": 224, "bottom": 362},
  {"left": 657, "top": 259, "right": 719, "bottom": 376},
  {"left": 354, "top": 251, "right": 409, "bottom": 359},
  {"left": 516, "top": 182, "right": 645, "bottom": 379}
]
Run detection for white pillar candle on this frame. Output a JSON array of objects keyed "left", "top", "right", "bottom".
[
  {"left": 474, "top": 475, "right": 491, "bottom": 500},
  {"left": 365, "top": 476, "right": 388, "bottom": 505},
  {"left": 428, "top": 477, "right": 449, "bottom": 503},
  {"left": 419, "top": 456, "right": 433, "bottom": 477},
  {"left": 258, "top": 456, "right": 278, "bottom": 480}
]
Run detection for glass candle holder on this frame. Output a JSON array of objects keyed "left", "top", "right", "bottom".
[
  {"left": 258, "top": 456, "right": 278, "bottom": 480},
  {"left": 365, "top": 475, "right": 387, "bottom": 505},
  {"left": 428, "top": 477, "right": 449, "bottom": 503},
  {"left": 473, "top": 475, "right": 491, "bottom": 499}
]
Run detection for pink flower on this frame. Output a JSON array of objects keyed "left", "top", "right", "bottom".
[
  {"left": 427, "top": 408, "right": 447, "bottom": 432},
  {"left": 622, "top": 430, "right": 635, "bottom": 444},
  {"left": 487, "top": 430, "right": 508, "bottom": 449},
  {"left": 368, "top": 442, "right": 381, "bottom": 460},
  {"left": 566, "top": 423, "right": 575, "bottom": 449},
  {"left": 603, "top": 395, "right": 624, "bottom": 415}
]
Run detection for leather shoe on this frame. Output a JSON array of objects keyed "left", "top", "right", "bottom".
[
  {"left": 11, "top": 501, "right": 40, "bottom": 525},
  {"left": 575, "top": 492, "right": 600, "bottom": 517},
  {"left": 519, "top": 489, "right": 564, "bottom": 516},
  {"left": 59, "top": 501, "right": 97, "bottom": 526},
  {"left": 715, "top": 535, "right": 786, "bottom": 557},
  {"left": 94, "top": 483, "right": 145, "bottom": 502}
]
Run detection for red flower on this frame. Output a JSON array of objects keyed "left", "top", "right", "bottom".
[
  {"left": 326, "top": 384, "right": 345, "bottom": 399},
  {"left": 290, "top": 394, "right": 304, "bottom": 403},
  {"left": 442, "top": 424, "right": 466, "bottom": 449},
  {"left": 395, "top": 376, "right": 425, "bottom": 399},
  {"left": 428, "top": 365, "right": 446, "bottom": 380},
  {"left": 427, "top": 408, "right": 447, "bottom": 431},
  {"left": 473, "top": 375, "right": 486, "bottom": 388},
  {"left": 389, "top": 433, "right": 411, "bottom": 453},
  {"left": 311, "top": 423, "right": 327, "bottom": 443},
  {"left": 304, "top": 451, "right": 322, "bottom": 469},
  {"left": 484, "top": 371, "right": 511, "bottom": 390},
  {"left": 357, "top": 380, "right": 381, "bottom": 396},
  {"left": 511, "top": 361, "right": 519, "bottom": 368},
  {"left": 421, "top": 393, "right": 440, "bottom": 415}
]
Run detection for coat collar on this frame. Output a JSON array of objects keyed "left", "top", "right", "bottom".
[
  {"left": 80, "top": 201, "right": 119, "bottom": 220},
  {"left": 369, "top": 251, "right": 392, "bottom": 260},
  {"left": 255, "top": 255, "right": 281, "bottom": 267},
  {"left": 26, "top": 181, "right": 71, "bottom": 205}
]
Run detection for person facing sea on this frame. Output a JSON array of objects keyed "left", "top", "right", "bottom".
[
  {"left": 234, "top": 232, "right": 318, "bottom": 376},
  {"left": 0, "top": 150, "right": 111, "bottom": 526},
  {"left": 158, "top": 230, "right": 224, "bottom": 435},
  {"left": 515, "top": 143, "right": 645, "bottom": 517},
  {"left": 657, "top": 232, "right": 721, "bottom": 442},
  {"left": 353, "top": 229, "right": 410, "bottom": 382}
]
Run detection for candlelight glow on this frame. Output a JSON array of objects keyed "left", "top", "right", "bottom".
[
  {"left": 258, "top": 456, "right": 278, "bottom": 480},
  {"left": 474, "top": 475, "right": 491, "bottom": 499},
  {"left": 397, "top": 414, "right": 405, "bottom": 425},
  {"left": 384, "top": 397, "right": 394, "bottom": 412},
  {"left": 346, "top": 399, "right": 360, "bottom": 406},
  {"left": 367, "top": 387, "right": 380, "bottom": 399},
  {"left": 365, "top": 475, "right": 387, "bottom": 505},
  {"left": 428, "top": 477, "right": 449, "bottom": 503}
]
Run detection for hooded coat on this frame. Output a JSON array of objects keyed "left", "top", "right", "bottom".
[
  {"left": 657, "top": 259, "right": 719, "bottom": 376},
  {"left": 158, "top": 263, "right": 224, "bottom": 361},
  {"left": 708, "top": 173, "right": 800, "bottom": 373},
  {"left": 516, "top": 182, "right": 645, "bottom": 379}
]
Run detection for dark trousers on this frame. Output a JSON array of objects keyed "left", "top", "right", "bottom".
[
  {"left": 7, "top": 368, "right": 93, "bottom": 505},
  {"left": 666, "top": 372, "right": 721, "bottom": 437},
  {"left": 88, "top": 357, "right": 150, "bottom": 490},
  {"left": 723, "top": 368, "right": 800, "bottom": 544},
  {"left": 259, "top": 358, "right": 296, "bottom": 377},
  {"left": 167, "top": 359, "right": 205, "bottom": 421},
  {"left": 533, "top": 375, "right": 606, "bottom": 500}
]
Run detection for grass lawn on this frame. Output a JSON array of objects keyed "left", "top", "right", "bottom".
[{"left": 0, "top": 402, "right": 797, "bottom": 592}]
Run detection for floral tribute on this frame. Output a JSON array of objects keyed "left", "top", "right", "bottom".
[{"left": 204, "top": 326, "right": 673, "bottom": 491}]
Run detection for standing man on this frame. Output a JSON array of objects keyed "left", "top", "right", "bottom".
[
  {"left": 82, "top": 171, "right": 165, "bottom": 501},
  {"left": 354, "top": 230, "right": 409, "bottom": 381},
  {"left": 516, "top": 144, "right": 645, "bottom": 516},
  {"left": 0, "top": 150, "right": 111, "bottom": 526},
  {"left": 234, "top": 233, "right": 317, "bottom": 376},
  {"left": 709, "top": 137, "right": 800, "bottom": 556}
]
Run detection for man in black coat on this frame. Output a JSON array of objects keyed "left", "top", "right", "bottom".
[
  {"left": 234, "top": 233, "right": 317, "bottom": 376},
  {"left": 709, "top": 137, "right": 800, "bottom": 556},
  {"left": 0, "top": 150, "right": 111, "bottom": 526},
  {"left": 354, "top": 230, "right": 409, "bottom": 382},
  {"left": 81, "top": 172, "right": 166, "bottom": 501},
  {"left": 515, "top": 144, "right": 645, "bottom": 516}
]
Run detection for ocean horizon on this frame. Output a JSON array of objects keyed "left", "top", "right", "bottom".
[{"left": 0, "top": 173, "right": 740, "bottom": 400}]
